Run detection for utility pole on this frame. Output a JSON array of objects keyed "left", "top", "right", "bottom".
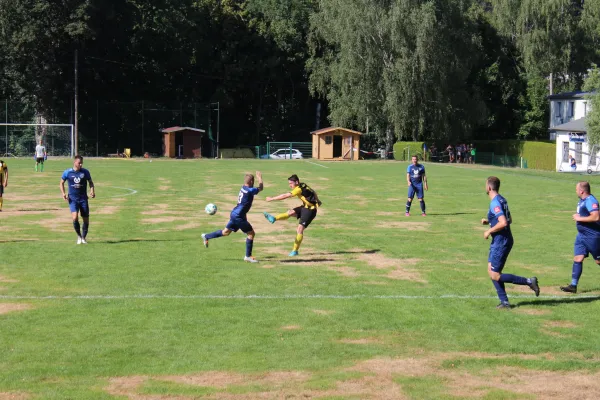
[{"left": 74, "top": 49, "right": 79, "bottom": 156}]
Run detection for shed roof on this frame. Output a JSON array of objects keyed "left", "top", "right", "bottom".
[
  {"left": 547, "top": 91, "right": 589, "bottom": 100},
  {"left": 311, "top": 127, "right": 362, "bottom": 136},
  {"left": 551, "top": 117, "right": 587, "bottom": 133},
  {"left": 160, "top": 126, "right": 206, "bottom": 133}
]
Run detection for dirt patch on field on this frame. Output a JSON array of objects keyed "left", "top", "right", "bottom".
[
  {"left": 359, "top": 176, "right": 374, "bottom": 181},
  {"left": 280, "top": 325, "right": 301, "bottom": 331},
  {"left": 96, "top": 206, "right": 120, "bottom": 215},
  {"left": 259, "top": 264, "right": 275, "bottom": 269},
  {"left": 358, "top": 254, "right": 425, "bottom": 282},
  {"left": 173, "top": 222, "right": 202, "bottom": 231},
  {"left": 376, "top": 221, "right": 431, "bottom": 231},
  {"left": 312, "top": 309, "right": 334, "bottom": 315},
  {"left": 328, "top": 266, "right": 360, "bottom": 277},
  {"left": 375, "top": 211, "right": 402, "bottom": 217},
  {"left": 338, "top": 338, "right": 383, "bottom": 344},
  {"left": 544, "top": 320, "right": 577, "bottom": 329},
  {"left": 516, "top": 308, "right": 551, "bottom": 316},
  {"left": 0, "top": 276, "right": 18, "bottom": 283},
  {"left": 0, "top": 303, "right": 32, "bottom": 314},
  {"left": 141, "top": 204, "right": 175, "bottom": 215},
  {"left": 0, "top": 393, "right": 30, "bottom": 400},
  {"left": 103, "top": 352, "right": 600, "bottom": 399}
]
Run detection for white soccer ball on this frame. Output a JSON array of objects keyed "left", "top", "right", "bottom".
[{"left": 205, "top": 203, "right": 217, "bottom": 215}]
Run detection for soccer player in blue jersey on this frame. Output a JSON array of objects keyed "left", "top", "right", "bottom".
[
  {"left": 482, "top": 176, "right": 539, "bottom": 309},
  {"left": 60, "top": 155, "right": 95, "bottom": 244},
  {"left": 201, "top": 172, "right": 263, "bottom": 263},
  {"left": 405, "top": 155, "right": 428, "bottom": 216},
  {"left": 560, "top": 182, "right": 600, "bottom": 293}
]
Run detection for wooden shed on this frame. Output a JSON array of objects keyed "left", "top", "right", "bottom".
[
  {"left": 161, "top": 126, "right": 205, "bottom": 158},
  {"left": 311, "top": 127, "right": 362, "bottom": 160}
]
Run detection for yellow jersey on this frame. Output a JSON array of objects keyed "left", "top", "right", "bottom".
[
  {"left": 290, "top": 183, "right": 321, "bottom": 209},
  {"left": 0, "top": 161, "right": 6, "bottom": 182}
]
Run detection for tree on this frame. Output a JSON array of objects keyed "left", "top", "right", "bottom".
[
  {"left": 308, "top": 0, "right": 486, "bottom": 148},
  {"left": 583, "top": 64, "right": 600, "bottom": 149}
]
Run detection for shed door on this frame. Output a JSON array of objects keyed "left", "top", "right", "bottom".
[{"left": 333, "top": 136, "right": 342, "bottom": 158}]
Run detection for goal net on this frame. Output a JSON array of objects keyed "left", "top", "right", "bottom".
[{"left": 0, "top": 123, "right": 73, "bottom": 157}]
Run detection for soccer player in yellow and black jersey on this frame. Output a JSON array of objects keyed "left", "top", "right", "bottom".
[
  {"left": 0, "top": 160, "right": 7, "bottom": 211},
  {"left": 264, "top": 174, "right": 321, "bottom": 256}
]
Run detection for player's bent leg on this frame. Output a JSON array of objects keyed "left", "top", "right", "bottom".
[
  {"left": 561, "top": 254, "right": 585, "bottom": 293},
  {"left": 488, "top": 263, "right": 510, "bottom": 308},
  {"left": 244, "top": 230, "right": 258, "bottom": 263},
  {"left": 418, "top": 198, "right": 426, "bottom": 216},
  {"left": 0, "top": 194, "right": 3, "bottom": 211},
  {"left": 290, "top": 224, "right": 305, "bottom": 256}
]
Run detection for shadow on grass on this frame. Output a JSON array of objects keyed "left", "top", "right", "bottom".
[
  {"left": 279, "top": 258, "right": 337, "bottom": 263},
  {"left": 327, "top": 249, "right": 380, "bottom": 255},
  {"left": 515, "top": 296, "right": 600, "bottom": 308},
  {"left": 12, "top": 208, "right": 62, "bottom": 212},
  {"left": 101, "top": 239, "right": 182, "bottom": 244},
  {"left": 579, "top": 287, "right": 600, "bottom": 294},
  {"left": 426, "top": 212, "right": 477, "bottom": 216}
]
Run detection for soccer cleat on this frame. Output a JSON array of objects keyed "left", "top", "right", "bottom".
[
  {"left": 560, "top": 284, "right": 577, "bottom": 293},
  {"left": 421, "top": 213, "right": 426, "bottom": 217},
  {"left": 244, "top": 256, "right": 259, "bottom": 263},
  {"left": 77, "top": 237, "right": 82, "bottom": 245},
  {"left": 528, "top": 276, "right": 540, "bottom": 297},
  {"left": 405, "top": 212, "right": 410, "bottom": 217},
  {"left": 81, "top": 238, "right": 88, "bottom": 244},
  {"left": 263, "top": 212, "right": 276, "bottom": 224},
  {"left": 288, "top": 250, "right": 299, "bottom": 257},
  {"left": 201, "top": 234, "right": 209, "bottom": 248},
  {"left": 496, "top": 302, "right": 512, "bottom": 310}
]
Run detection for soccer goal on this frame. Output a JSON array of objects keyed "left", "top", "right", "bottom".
[{"left": 0, "top": 123, "right": 74, "bottom": 157}]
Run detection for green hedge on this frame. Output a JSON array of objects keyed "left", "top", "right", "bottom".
[
  {"left": 393, "top": 142, "right": 426, "bottom": 161},
  {"left": 520, "top": 141, "right": 555, "bottom": 171},
  {"left": 394, "top": 140, "right": 555, "bottom": 171}
]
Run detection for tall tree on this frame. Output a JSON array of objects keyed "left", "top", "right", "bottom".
[
  {"left": 308, "top": 0, "right": 486, "bottom": 147},
  {"left": 583, "top": 64, "right": 600, "bottom": 149}
]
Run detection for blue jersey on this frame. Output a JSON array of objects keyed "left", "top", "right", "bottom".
[
  {"left": 407, "top": 164, "right": 425, "bottom": 185},
  {"left": 576, "top": 195, "right": 600, "bottom": 237},
  {"left": 61, "top": 168, "right": 92, "bottom": 199},
  {"left": 230, "top": 185, "right": 259, "bottom": 219},
  {"left": 488, "top": 194, "right": 512, "bottom": 240}
]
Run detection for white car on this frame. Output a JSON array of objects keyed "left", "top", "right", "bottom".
[{"left": 268, "top": 148, "right": 303, "bottom": 159}]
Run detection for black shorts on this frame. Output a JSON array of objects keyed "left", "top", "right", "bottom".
[
  {"left": 293, "top": 206, "right": 317, "bottom": 228},
  {"left": 0, "top": 185, "right": 3, "bottom": 196},
  {"left": 36, "top": 157, "right": 44, "bottom": 163}
]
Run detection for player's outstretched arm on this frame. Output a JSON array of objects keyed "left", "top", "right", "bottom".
[
  {"left": 423, "top": 174, "right": 428, "bottom": 191},
  {"left": 256, "top": 171, "right": 264, "bottom": 192},
  {"left": 266, "top": 192, "right": 292, "bottom": 202}
]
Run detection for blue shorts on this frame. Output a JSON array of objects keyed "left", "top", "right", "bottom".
[
  {"left": 408, "top": 184, "right": 424, "bottom": 199},
  {"left": 488, "top": 238, "right": 513, "bottom": 272},
  {"left": 226, "top": 217, "right": 253, "bottom": 233},
  {"left": 68, "top": 197, "right": 89, "bottom": 217},
  {"left": 574, "top": 234, "right": 600, "bottom": 261}
]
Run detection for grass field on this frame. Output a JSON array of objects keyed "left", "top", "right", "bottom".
[{"left": 1, "top": 157, "right": 600, "bottom": 399}]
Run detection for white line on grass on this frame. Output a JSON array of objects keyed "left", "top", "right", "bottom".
[
  {"left": 0, "top": 294, "right": 598, "bottom": 300},
  {"left": 106, "top": 186, "right": 138, "bottom": 198},
  {"left": 305, "top": 160, "right": 329, "bottom": 169}
]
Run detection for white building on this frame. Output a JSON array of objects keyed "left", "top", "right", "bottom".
[
  {"left": 548, "top": 91, "right": 590, "bottom": 140},
  {"left": 552, "top": 117, "right": 600, "bottom": 173}
]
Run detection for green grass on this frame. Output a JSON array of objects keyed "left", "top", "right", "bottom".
[{"left": 1, "top": 158, "right": 600, "bottom": 399}]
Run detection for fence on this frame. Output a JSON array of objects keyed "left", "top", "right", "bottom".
[
  {"left": 2, "top": 99, "right": 219, "bottom": 157},
  {"left": 256, "top": 142, "right": 312, "bottom": 159},
  {"left": 476, "top": 152, "right": 528, "bottom": 168}
]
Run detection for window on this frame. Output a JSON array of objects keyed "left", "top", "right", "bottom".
[
  {"left": 325, "top": 135, "right": 332, "bottom": 145},
  {"left": 562, "top": 142, "right": 569, "bottom": 162},
  {"left": 568, "top": 101, "right": 574, "bottom": 118},
  {"left": 557, "top": 102, "right": 562, "bottom": 118},
  {"left": 575, "top": 143, "right": 583, "bottom": 164}
]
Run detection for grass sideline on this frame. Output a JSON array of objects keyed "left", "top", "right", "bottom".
[{"left": 1, "top": 157, "right": 600, "bottom": 399}]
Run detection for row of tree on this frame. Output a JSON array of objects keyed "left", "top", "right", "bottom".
[{"left": 0, "top": 0, "right": 599, "bottom": 154}]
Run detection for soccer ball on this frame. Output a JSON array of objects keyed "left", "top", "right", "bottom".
[{"left": 205, "top": 203, "right": 217, "bottom": 215}]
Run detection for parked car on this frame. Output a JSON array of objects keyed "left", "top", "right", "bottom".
[{"left": 261, "top": 148, "right": 303, "bottom": 159}]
